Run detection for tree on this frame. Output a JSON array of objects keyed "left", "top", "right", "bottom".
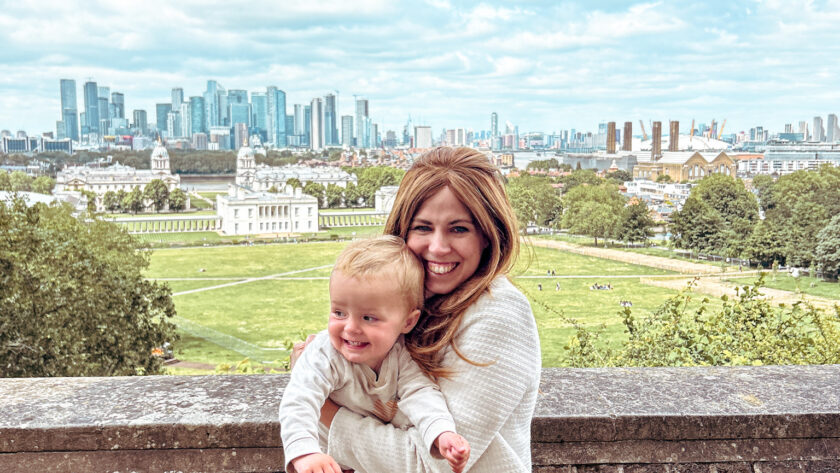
[
  {"left": 267, "top": 185, "right": 279, "bottom": 193},
  {"left": 616, "top": 199, "right": 654, "bottom": 244},
  {"left": 559, "top": 169, "right": 602, "bottom": 193},
  {"left": 325, "top": 183, "right": 344, "bottom": 208},
  {"left": 344, "top": 182, "right": 362, "bottom": 207},
  {"left": 561, "top": 183, "right": 624, "bottom": 245},
  {"left": 0, "top": 172, "right": 9, "bottom": 190},
  {"left": 605, "top": 169, "right": 632, "bottom": 184},
  {"left": 751, "top": 174, "right": 775, "bottom": 212},
  {"left": 0, "top": 197, "right": 178, "bottom": 377},
  {"left": 744, "top": 219, "right": 787, "bottom": 268},
  {"left": 9, "top": 171, "right": 32, "bottom": 192},
  {"left": 169, "top": 188, "right": 187, "bottom": 212},
  {"left": 31, "top": 176, "right": 55, "bottom": 194},
  {"left": 670, "top": 197, "right": 728, "bottom": 254},
  {"left": 285, "top": 177, "right": 303, "bottom": 189},
  {"left": 303, "top": 182, "right": 326, "bottom": 208},
  {"left": 144, "top": 179, "right": 169, "bottom": 212},
  {"left": 123, "top": 186, "right": 144, "bottom": 214},
  {"left": 526, "top": 158, "right": 560, "bottom": 171},
  {"left": 815, "top": 214, "right": 840, "bottom": 280},
  {"left": 103, "top": 191, "right": 121, "bottom": 212},
  {"left": 506, "top": 174, "right": 562, "bottom": 231},
  {"left": 80, "top": 190, "right": 98, "bottom": 213},
  {"left": 655, "top": 174, "right": 672, "bottom": 183}
]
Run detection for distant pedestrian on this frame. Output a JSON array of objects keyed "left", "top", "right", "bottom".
[
  {"left": 538, "top": 284, "right": 542, "bottom": 291},
  {"left": 555, "top": 282, "right": 560, "bottom": 291},
  {"left": 551, "top": 270, "right": 555, "bottom": 276}
]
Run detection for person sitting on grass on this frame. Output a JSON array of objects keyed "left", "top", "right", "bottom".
[{"left": 280, "top": 235, "right": 470, "bottom": 473}]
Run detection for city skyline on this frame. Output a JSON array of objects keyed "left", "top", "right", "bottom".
[{"left": 3, "top": 1, "right": 840, "bottom": 136}]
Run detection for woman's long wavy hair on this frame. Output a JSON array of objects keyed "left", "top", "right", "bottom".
[{"left": 384, "top": 147, "right": 519, "bottom": 379}]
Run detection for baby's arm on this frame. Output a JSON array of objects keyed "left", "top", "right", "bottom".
[
  {"left": 291, "top": 452, "right": 343, "bottom": 473},
  {"left": 434, "top": 431, "right": 470, "bottom": 473}
]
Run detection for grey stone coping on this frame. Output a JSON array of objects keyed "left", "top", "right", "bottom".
[{"left": 1, "top": 365, "right": 838, "bottom": 454}]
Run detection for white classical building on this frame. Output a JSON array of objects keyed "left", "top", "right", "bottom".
[
  {"left": 217, "top": 143, "right": 318, "bottom": 235},
  {"left": 374, "top": 185, "right": 399, "bottom": 213},
  {"left": 250, "top": 164, "right": 357, "bottom": 191},
  {"left": 55, "top": 141, "right": 180, "bottom": 195}
]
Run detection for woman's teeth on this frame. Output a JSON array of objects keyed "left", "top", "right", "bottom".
[{"left": 428, "top": 262, "right": 457, "bottom": 274}]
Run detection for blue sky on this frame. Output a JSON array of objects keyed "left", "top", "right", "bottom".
[{"left": 2, "top": 0, "right": 840, "bottom": 137}]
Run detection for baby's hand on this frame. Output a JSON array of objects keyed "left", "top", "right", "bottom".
[
  {"left": 291, "top": 452, "right": 342, "bottom": 473},
  {"left": 435, "top": 431, "right": 470, "bottom": 473}
]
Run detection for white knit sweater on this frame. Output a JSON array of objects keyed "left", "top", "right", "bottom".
[{"left": 327, "top": 276, "right": 541, "bottom": 473}]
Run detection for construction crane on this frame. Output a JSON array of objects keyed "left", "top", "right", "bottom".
[
  {"left": 639, "top": 120, "right": 648, "bottom": 141},
  {"left": 717, "top": 119, "right": 726, "bottom": 140}
]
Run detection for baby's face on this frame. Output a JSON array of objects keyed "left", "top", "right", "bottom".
[{"left": 328, "top": 271, "right": 419, "bottom": 374}]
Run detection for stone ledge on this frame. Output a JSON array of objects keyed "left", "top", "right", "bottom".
[{"left": 1, "top": 365, "right": 838, "bottom": 471}]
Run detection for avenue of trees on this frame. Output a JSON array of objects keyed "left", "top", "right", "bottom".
[
  {"left": 0, "top": 171, "right": 55, "bottom": 194},
  {"left": 672, "top": 166, "right": 840, "bottom": 279},
  {"left": 300, "top": 166, "right": 405, "bottom": 208},
  {"left": 102, "top": 180, "right": 188, "bottom": 213},
  {"left": 0, "top": 197, "right": 178, "bottom": 377},
  {"left": 505, "top": 168, "right": 654, "bottom": 245}
]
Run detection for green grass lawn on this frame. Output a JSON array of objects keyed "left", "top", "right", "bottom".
[
  {"left": 189, "top": 198, "right": 213, "bottom": 210},
  {"left": 725, "top": 274, "right": 840, "bottom": 301},
  {"left": 147, "top": 240, "right": 699, "bottom": 371},
  {"left": 134, "top": 231, "right": 224, "bottom": 245},
  {"left": 308, "top": 225, "right": 385, "bottom": 239},
  {"left": 198, "top": 192, "right": 226, "bottom": 200}
]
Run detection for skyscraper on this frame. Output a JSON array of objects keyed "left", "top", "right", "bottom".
[
  {"left": 813, "top": 116, "right": 825, "bottom": 142},
  {"left": 171, "top": 88, "right": 184, "bottom": 109},
  {"left": 304, "top": 105, "right": 311, "bottom": 147},
  {"left": 266, "top": 86, "right": 287, "bottom": 147},
  {"left": 310, "top": 97, "right": 324, "bottom": 150},
  {"left": 355, "top": 98, "right": 369, "bottom": 148},
  {"left": 133, "top": 110, "right": 147, "bottom": 135},
  {"left": 110, "top": 92, "right": 125, "bottom": 119},
  {"left": 189, "top": 96, "right": 206, "bottom": 135},
  {"left": 828, "top": 114, "right": 839, "bottom": 142},
  {"left": 156, "top": 103, "right": 172, "bottom": 135},
  {"left": 250, "top": 92, "right": 267, "bottom": 135},
  {"left": 204, "top": 80, "right": 221, "bottom": 130},
  {"left": 324, "top": 93, "right": 337, "bottom": 146},
  {"left": 491, "top": 112, "right": 498, "bottom": 138},
  {"left": 228, "top": 90, "right": 250, "bottom": 127},
  {"left": 59, "top": 79, "right": 79, "bottom": 141},
  {"left": 341, "top": 115, "right": 353, "bottom": 147},
  {"left": 83, "top": 80, "right": 99, "bottom": 137}
]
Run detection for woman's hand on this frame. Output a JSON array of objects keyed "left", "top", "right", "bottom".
[{"left": 289, "top": 333, "right": 316, "bottom": 370}]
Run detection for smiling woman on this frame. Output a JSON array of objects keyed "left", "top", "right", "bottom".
[{"left": 317, "top": 147, "right": 541, "bottom": 473}]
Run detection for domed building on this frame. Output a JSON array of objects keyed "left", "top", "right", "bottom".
[
  {"left": 55, "top": 140, "right": 182, "bottom": 210},
  {"left": 217, "top": 141, "right": 318, "bottom": 236}
]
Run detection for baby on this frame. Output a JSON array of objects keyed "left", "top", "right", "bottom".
[{"left": 280, "top": 235, "right": 470, "bottom": 473}]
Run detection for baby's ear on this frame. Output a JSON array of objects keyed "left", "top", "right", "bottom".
[{"left": 402, "top": 309, "right": 421, "bottom": 333}]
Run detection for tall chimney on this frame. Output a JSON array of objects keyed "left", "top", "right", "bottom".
[
  {"left": 669, "top": 120, "right": 679, "bottom": 151},
  {"left": 652, "top": 121, "right": 662, "bottom": 160},
  {"left": 606, "top": 122, "right": 616, "bottom": 154},
  {"left": 623, "top": 121, "right": 632, "bottom": 151}
]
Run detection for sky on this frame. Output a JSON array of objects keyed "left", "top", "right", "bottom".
[{"left": 2, "top": 0, "right": 840, "bottom": 138}]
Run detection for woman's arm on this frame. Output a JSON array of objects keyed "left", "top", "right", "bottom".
[{"left": 326, "top": 280, "right": 540, "bottom": 473}]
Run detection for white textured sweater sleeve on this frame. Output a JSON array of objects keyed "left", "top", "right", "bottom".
[
  {"left": 279, "top": 331, "right": 337, "bottom": 471},
  {"left": 327, "top": 277, "right": 541, "bottom": 473}
]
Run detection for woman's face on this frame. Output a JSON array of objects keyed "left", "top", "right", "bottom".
[{"left": 406, "top": 186, "right": 487, "bottom": 297}]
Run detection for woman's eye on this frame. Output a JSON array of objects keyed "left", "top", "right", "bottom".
[
  {"left": 410, "top": 225, "right": 431, "bottom": 232},
  {"left": 452, "top": 226, "right": 470, "bottom": 233}
]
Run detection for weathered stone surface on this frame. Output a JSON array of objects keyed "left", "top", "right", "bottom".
[
  {"left": 0, "top": 447, "right": 284, "bottom": 473},
  {"left": 535, "top": 366, "right": 840, "bottom": 442},
  {"left": 1, "top": 366, "right": 839, "bottom": 471}
]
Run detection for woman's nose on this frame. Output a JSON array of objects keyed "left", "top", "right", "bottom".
[{"left": 428, "top": 231, "right": 450, "bottom": 254}]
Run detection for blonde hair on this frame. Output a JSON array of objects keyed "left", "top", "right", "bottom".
[
  {"left": 384, "top": 147, "right": 520, "bottom": 378},
  {"left": 332, "top": 235, "right": 425, "bottom": 312}
]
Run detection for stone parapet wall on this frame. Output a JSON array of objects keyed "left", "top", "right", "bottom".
[{"left": 1, "top": 366, "right": 838, "bottom": 472}]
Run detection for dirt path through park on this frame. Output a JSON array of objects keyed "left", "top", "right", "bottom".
[{"left": 530, "top": 238, "right": 839, "bottom": 310}]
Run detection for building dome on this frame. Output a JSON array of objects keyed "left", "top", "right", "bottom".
[
  {"left": 237, "top": 143, "right": 255, "bottom": 161},
  {"left": 151, "top": 141, "right": 170, "bottom": 160}
]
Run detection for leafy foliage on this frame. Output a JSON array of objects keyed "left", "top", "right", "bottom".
[
  {"left": 561, "top": 183, "right": 625, "bottom": 245},
  {"left": 506, "top": 174, "right": 562, "bottom": 230},
  {"left": 123, "top": 186, "right": 144, "bottom": 214},
  {"left": 815, "top": 214, "right": 840, "bottom": 280},
  {"left": 144, "top": 179, "right": 170, "bottom": 212},
  {"left": 0, "top": 197, "right": 178, "bottom": 377},
  {"left": 526, "top": 158, "right": 560, "bottom": 171},
  {"left": 615, "top": 199, "right": 654, "bottom": 244},
  {"left": 169, "top": 188, "right": 187, "bottom": 212},
  {"left": 563, "top": 276, "right": 840, "bottom": 367}
]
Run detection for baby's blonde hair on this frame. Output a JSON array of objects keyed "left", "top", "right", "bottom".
[{"left": 331, "top": 235, "right": 425, "bottom": 312}]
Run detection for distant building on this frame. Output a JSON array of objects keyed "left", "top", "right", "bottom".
[
  {"left": 739, "top": 143, "right": 840, "bottom": 175},
  {"left": 310, "top": 97, "right": 324, "bottom": 150},
  {"left": 341, "top": 115, "right": 353, "bottom": 147},
  {"left": 133, "top": 110, "right": 148, "bottom": 135},
  {"left": 59, "top": 79, "right": 79, "bottom": 142},
  {"left": 55, "top": 140, "right": 181, "bottom": 210},
  {"left": 414, "top": 126, "right": 432, "bottom": 149},
  {"left": 633, "top": 151, "right": 735, "bottom": 181},
  {"left": 374, "top": 185, "right": 399, "bottom": 213},
  {"left": 217, "top": 141, "right": 318, "bottom": 235}
]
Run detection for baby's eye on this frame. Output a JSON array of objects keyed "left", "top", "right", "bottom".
[
  {"left": 332, "top": 310, "right": 346, "bottom": 319},
  {"left": 362, "top": 315, "right": 378, "bottom": 322}
]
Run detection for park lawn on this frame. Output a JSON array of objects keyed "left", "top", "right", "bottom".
[
  {"left": 161, "top": 279, "right": 245, "bottom": 294},
  {"left": 306, "top": 225, "right": 384, "bottom": 239},
  {"left": 518, "top": 276, "right": 723, "bottom": 366},
  {"left": 199, "top": 192, "right": 226, "bottom": 200},
  {"left": 189, "top": 199, "right": 213, "bottom": 210},
  {"left": 146, "top": 241, "right": 346, "bottom": 279},
  {"left": 514, "top": 245, "right": 676, "bottom": 277},
  {"left": 173, "top": 279, "right": 330, "bottom": 349},
  {"left": 725, "top": 274, "right": 840, "bottom": 301},
  {"left": 171, "top": 333, "right": 250, "bottom": 366},
  {"left": 320, "top": 207, "right": 377, "bottom": 213}
]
